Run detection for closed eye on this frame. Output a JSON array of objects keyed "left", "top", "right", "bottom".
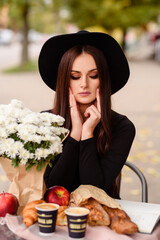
[
  {"left": 71, "top": 76, "right": 80, "bottom": 80},
  {"left": 90, "top": 74, "right": 98, "bottom": 79}
]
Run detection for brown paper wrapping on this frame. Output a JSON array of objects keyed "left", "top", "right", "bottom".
[
  {"left": 70, "top": 185, "right": 122, "bottom": 209},
  {"left": 0, "top": 157, "right": 46, "bottom": 215}
]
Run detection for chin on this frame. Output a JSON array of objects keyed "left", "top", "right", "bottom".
[{"left": 77, "top": 98, "right": 96, "bottom": 106}]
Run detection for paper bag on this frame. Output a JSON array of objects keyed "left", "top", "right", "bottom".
[
  {"left": 70, "top": 185, "right": 121, "bottom": 209},
  {"left": 0, "top": 157, "right": 46, "bottom": 215}
]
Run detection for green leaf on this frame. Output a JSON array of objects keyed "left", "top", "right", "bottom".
[
  {"left": 9, "top": 133, "right": 23, "bottom": 142},
  {"left": 25, "top": 165, "right": 32, "bottom": 171},
  {"left": 48, "top": 162, "right": 52, "bottom": 168},
  {"left": 36, "top": 165, "right": 42, "bottom": 171}
]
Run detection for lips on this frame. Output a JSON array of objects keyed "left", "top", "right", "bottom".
[{"left": 78, "top": 92, "right": 90, "bottom": 97}]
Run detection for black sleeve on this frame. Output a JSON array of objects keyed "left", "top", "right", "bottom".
[
  {"left": 79, "top": 138, "right": 103, "bottom": 188},
  {"left": 79, "top": 115, "right": 135, "bottom": 193},
  {"left": 44, "top": 136, "right": 79, "bottom": 191},
  {"left": 101, "top": 116, "right": 136, "bottom": 192}
]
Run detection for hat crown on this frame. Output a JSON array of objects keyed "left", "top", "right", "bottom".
[
  {"left": 77, "top": 30, "right": 89, "bottom": 34},
  {"left": 38, "top": 31, "right": 130, "bottom": 94}
]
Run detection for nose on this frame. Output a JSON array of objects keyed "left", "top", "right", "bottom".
[{"left": 80, "top": 75, "right": 88, "bottom": 88}]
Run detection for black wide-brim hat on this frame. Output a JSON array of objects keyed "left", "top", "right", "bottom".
[{"left": 38, "top": 30, "right": 130, "bottom": 94}]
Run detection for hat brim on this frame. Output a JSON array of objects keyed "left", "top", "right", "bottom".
[{"left": 38, "top": 31, "right": 130, "bottom": 94}]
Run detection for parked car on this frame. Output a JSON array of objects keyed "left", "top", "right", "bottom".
[
  {"left": 18, "top": 30, "right": 44, "bottom": 43},
  {"left": 0, "top": 29, "right": 13, "bottom": 45}
]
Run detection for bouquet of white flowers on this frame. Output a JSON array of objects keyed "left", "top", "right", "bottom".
[
  {"left": 0, "top": 99, "right": 68, "bottom": 171},
  {"left": 0, "top": 99, "right": 69, "bottom": 213}
]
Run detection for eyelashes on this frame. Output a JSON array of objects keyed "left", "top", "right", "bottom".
[
  {"left": 71, "top": 76, "right": 80, "bottom": 80},
  {"left": 90, "top": 74, "right": 98, "bottom": 79},
  {"left": 71, "top": 74, "right": 98, "bottom": 80}
]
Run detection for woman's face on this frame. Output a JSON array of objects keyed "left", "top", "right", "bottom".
[{"left": 70, "top": 53, "right": 100, "bottom": 106}]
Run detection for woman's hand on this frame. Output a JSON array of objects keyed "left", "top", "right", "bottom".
[
  {"left": 81, "top": 89, "right": 101, "bottom": 140},
  {"left": 69, "top": 88, "right": 83, "bottom": 141}
]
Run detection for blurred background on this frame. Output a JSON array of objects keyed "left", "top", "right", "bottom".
[{"left": 0, "top": 0, "right": 160, "bottom": 204}]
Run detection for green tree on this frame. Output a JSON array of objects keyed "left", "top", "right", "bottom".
[
  {"left": 0, "top": 0, "right": 49, "bottom": 66},
  {"left": 61, "top": 0, "right": 160, "bottom": 48}
]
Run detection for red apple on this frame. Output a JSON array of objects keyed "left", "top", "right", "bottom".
[
  {"left": 0, "top": 192, "right": 19, "bottom": 217},
  {"left": 44, "top": 185, "right": 70, "bottom": 206}
]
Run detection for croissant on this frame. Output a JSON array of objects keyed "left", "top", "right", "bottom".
[
  {"left": 103, "top": 206, "right": 139, "bottom": 234},
  {"left": 56, "top": 206, "right": 68, "bottom": 226},
  {"left": 23, "top": 200, "right": 45, "bottom": 227},
  {"left": 81, "top": 198, "right": 110, "bottom": 226}
]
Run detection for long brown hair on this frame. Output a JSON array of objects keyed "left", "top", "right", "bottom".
[{"left": 53, "top": 45, "right": 112, "bottom": 155}]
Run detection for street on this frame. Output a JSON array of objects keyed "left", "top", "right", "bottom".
[{"left": 0, "top": 42, "right": 160, "bottom": 203}]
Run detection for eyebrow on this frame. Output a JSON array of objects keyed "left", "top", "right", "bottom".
[{"left": 71, "top": 68, "right": 97, "bottom": 73}]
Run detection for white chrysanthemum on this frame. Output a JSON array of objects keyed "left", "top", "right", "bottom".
[
  {"left": 0, "top": 116, "right": 16, "bottom": 127},
  {"left": 20, "top": 158, "right": 28, "bottom": 165},
  {"left": 6, "top": 117, "right": 17, "bottom": 126},
  {"left": 60, "top": 127, "right": 68, "bottom": 135},
  {"left": 21, "top": 135, "right": 33, "bottom": 143},
  {"left": 0, "top": 99, "right": 68, "bottom": 170},
  {"left": 0, "top": 105, "right": 6, "bottom": 115},
  {"left": 5, "top": 123, "right": 17, "bottom": 134},
  {"left": 51, "top": 127, "right": 68, "bottom": 136},
  {"left": 48, "top": 136, "right": 62, "bottom": 153},
  {"left": 17, "top": 124, "right": 38, "bottom": 135},
  {"left": 36, "top": 126, "right": 51, "bottom": 136},
  {"left": 0, "top": 139, "right": 7, "bottom": 154},
  {"left": 35, "top": 148, "right": 50, "bottom": 160},
  {"left": 14, "top": 141, "right": 24, "bottom": 151},
  {"left": 50, "top": 140, "right": 62, "bottom": 154},
  {"left": 5, "top": 107, "right": 21, "bottom": 119},
  {"left": 1, "top": 140, "right": 23, "bottom": 158},
  {"left": 15, "top": 124, "right": 24, "bottom": 133},
  {"left": 16, "top": 126, "right": 39, "bottom": 143},
  {"left": 0, "top": 127, "right": 8, "bottom": 138},
  {"left": 27, "top": 134, "right": 42, "bottom": 143},
  {"left": 1, "top": 138, "right": 15, "bottom": 153},
  {"left": 0, "top": 115, "right": 6, "bottom": 125},
  {"left": 19, "top": 148, "right": 31, "bottom": 160},
  {"left": 26, "top": 124, "right": 38, "bottom": 134},
  {"left": 16, "top": 128, "right": 30, "bottom": 141},
  {"left": 40, "top": 112, "right": 65, "bottom": 126},
  {"left": 41, "top": 134, "right": 53, "bottom": 142},
  {"left": 53, "top": 115, "right": 65, "bottom": 126},
  {"left": 6, "top": 146, "right": 18, "bottom": 159},
  {"left": 22, "top": 113, "right": 42, "bottom": 125},
  {"left": 50, "top": 127, "right": 61, "bottom": 135},
  {"left": 9, "top": 99, "right": 23, "bottom": 109},
  {"left": 0, "top": 146, "right": 4, "bottom": 155},
  {"left": 17, "top": 108, "right": 32, "bottom": 123}
]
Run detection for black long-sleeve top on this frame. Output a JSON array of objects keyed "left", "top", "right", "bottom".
[{"left": 44, "top": 111, "right": 135, "bottom": 197}]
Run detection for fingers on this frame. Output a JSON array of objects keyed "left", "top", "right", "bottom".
[
  {"left": 69, "top": 89, "right": 82, "bottom": 141},
  {"left": 84, "top": 87, "right": 101, "bottom": 121},
  {"left": 84, "top": 105, "right": 101, "bottom": 121},
  {"left": 69, "top": 88, "right": 76, "bottom": 108},
  {"left": 69, "top": 88, "right": 73, "bottom": 107},
  {"left": 82, "top": 104, "right": 101, "bottom": 140}
]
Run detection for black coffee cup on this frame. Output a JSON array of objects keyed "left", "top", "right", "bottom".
[
  {"left": 36, "top": 203, "right": 59, "bottom": 235},
  {"left": 65, "top": 207, "right": 90, "bottom": 238}
]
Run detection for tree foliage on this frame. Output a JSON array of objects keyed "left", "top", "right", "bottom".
[
  {"left": 0, "top": 0, "right": 160, "bottom": 64},
  {"left": 0, "top": 0, "right": 48, "bottom": 65},
  {"left": 59, "top": 0, "right": 160, "bottom": 48},
  {"left": 62, "top": 0, "right": 160, "bottom": 31}
]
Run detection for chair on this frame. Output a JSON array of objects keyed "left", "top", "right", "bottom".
[
  {"left": 123, "top": 161, "right": 148, "bottom": 203},
  {"left": 113, "top": 161, "right": 148, "bottom": 203}
]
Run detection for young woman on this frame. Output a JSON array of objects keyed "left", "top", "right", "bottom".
[{"left": 38, "top": 30, "right": 135, "bottom": 198}]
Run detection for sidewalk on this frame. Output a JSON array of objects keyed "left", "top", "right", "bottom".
[{"left": 0, "top": 54, "right": 160, "bottom": 203}]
